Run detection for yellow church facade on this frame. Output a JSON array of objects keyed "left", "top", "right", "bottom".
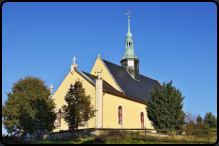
[{"left": 51, "top": 14, "right": 162, "bottom": 132}]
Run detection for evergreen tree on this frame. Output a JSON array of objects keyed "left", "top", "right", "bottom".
[
  {"left": 196, "top": 114, "right": 203, "bottom": 124},
  {"left": 203, "top": 112, "right": 217, "bottom": 129},
  {"left": 146, "top": 80, "right": 185, "bottom": 131},
  {"left": 62, "top": 80, "right": 96, "bottom": 130},
  {"left": 2, "top": 76, "right": 57, "bottom": 136},
  {"left": 195, "top": 114, "right": 209, "bottom": 131}
]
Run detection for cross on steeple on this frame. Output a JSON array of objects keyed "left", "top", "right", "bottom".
[
  {"left": 72, "top": 57, "right": 76, "bottom": 64},
  {"left": 126, "top": 10, "right": 131, "bottom": 16}
]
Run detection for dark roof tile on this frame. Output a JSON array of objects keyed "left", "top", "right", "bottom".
[{"left": 102, "top": 59, "right": 162, "bottom": 102}]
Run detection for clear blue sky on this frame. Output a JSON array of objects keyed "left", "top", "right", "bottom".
[{"left": 2, "top": 2, "right": 217, "bottom": 134}]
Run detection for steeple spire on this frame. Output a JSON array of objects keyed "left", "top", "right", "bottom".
[
  {"left": 128, "top": 15, "right": 130, "bottom": 33},
  {"left": 126, "top": 10, "right": 132, "bottom": 41},
  {"left": 120, "top": 11, "right": 140, "bottom": 81},
  {"left": 121, "top": 11, "right": 138, "bottom": 60},
  {"left": 127, "top": 10, "right": 131, "bottom": 34}
]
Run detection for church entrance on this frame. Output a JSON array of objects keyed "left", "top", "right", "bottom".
[{"left": 141, "top": 112, "right": 144, "bottom": 128}]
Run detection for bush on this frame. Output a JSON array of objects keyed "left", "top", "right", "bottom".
[
  {"left": 184, "top": 120, "right": 210, "bottom": 138},
  {"left": 94, "top": 130, "right": 127, "bottom": 143}
]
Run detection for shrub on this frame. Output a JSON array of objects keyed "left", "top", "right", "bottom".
[{"left": 94, "top": 130, "right": 127, "bottom": 143}]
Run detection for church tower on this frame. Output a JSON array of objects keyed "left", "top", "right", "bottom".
[{"left": 120, "top": 12, "right": 140, "bottom": 80}]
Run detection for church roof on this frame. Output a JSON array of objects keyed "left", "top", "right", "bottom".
[
  {"left": 75, "top": 67, "right": 146, "bottom": 104},
  {"left": 101, "top": 59, "right": 162, "bottom": 102}
]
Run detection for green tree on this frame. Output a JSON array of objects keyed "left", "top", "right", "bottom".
[
  {"left": 146, "top": 80, "right": 185, "bottom": 131},
  {"left": 203, "top": 112, "right": 217, "bottom": 129},
  {"left": 196, "top": 114, "right": 203, "bottom": 124},
  {"left": 2, "top": 76, "right": 57, "bottom": 136},
  {"left": 62, "top": 80, "right": 96, "bottom": 130}
]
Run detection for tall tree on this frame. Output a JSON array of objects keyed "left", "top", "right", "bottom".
[
  {"left": 195, "top": 114, "right": 209, "bottom": 131},
  {"left": 196, "top": 114, "right": 203, "bottom": 124},
  {"left": 62, "top": 80, "right": 96, "bottom": 130},
  {"left": 146, "top": 80, "right": 185, "bottom": 131},
  {"left": 203, "top": 112, "right": 217, "bottom": 129},
  {"left": 2, "top": 76, "right": 57, "bottom": 136}
]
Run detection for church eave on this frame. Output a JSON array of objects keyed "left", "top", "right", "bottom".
[
  {"left": 102, "top": 79, "right": 125, "bottom": 95},
  {"left": 75, "top": 67, "right": 96, "bottom": 86}
]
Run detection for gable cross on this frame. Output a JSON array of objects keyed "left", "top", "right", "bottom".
[{"left": 72, "top": 57, "right": 76, "bottom": 64}]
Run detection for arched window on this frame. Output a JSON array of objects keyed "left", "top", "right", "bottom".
[
  {"left": 141, "top": 112, "right": 144, "bottom": 129},
  {"left": 118, "top": 106, "right": 122, "bottom": 125},
  {"left": 57, "top": 109, "right": 61, "bottom": 127}
]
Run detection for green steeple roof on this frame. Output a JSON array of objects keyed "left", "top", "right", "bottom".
[{"left": 121, "top": 15, "right": 139, "bottom": 60}]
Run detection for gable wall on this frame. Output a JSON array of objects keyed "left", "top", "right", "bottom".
[
  {"left": 103, "top": 93, "right": 154, "bottom": 129},
  {"left": 52, "top": 71, "right": 96, "bottom": 132},
  {"left": 90, "top": 57, "right": 122, "bottom": 92}
]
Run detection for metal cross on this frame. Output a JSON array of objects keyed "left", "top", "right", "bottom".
[
  {"left": 126, "top": 10, "right": 131, "bottom": 16},
  {"left": 72, "top": 57, "right": 76, "bottom": 64}
]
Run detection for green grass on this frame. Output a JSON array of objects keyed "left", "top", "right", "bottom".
[
  {"left": 32, "top": 138, "right": 209, "bottom": 144},
  {"left": 31, "top": 130, "right": 216, "bottom": 144}
]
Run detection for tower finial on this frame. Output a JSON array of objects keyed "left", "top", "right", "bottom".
[
  {"left": 97, "top": 68, "right": 101, "bottom": 79},
  {"left": 50, "top": 84, "right": 53, "bottom": 94},
  {"left": 125, "top": 10, "right": 131, "bottom": 16},
  {"left": 125, "top": 10, "right": 132, "bottom": 36}
]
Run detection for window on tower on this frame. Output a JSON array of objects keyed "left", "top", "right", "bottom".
[
  {"left": 122, "top": 61, "right": 127, "bottom": 69},
  {"left": 135, "top": 62, "right": 138, "bottom": 68}
]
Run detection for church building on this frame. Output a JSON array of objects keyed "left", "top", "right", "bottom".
[{"left": 51, "top": 14, "right": 162, "bottom": 132}]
